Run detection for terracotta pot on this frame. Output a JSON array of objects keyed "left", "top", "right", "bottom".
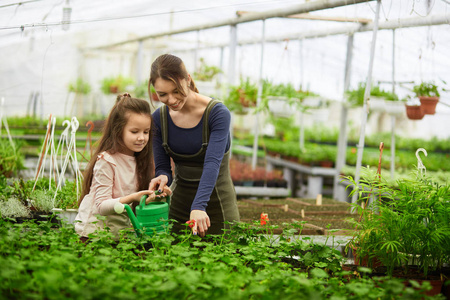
[
  {"left": 320, "top": 160, "right": 334, "bottom": 168},
  {"left": 411, "top": 279, "right": 444, "bottom": 296},
  {"left": 109, "top": 85, "right": 119, "bottom": 94},
  {"left": 343, "top": 264, "right": 448, "bottom": 297},
  {"left": 151, "top": 93, "right": 159, "bottom": 101},
  {"left": 351, "top": 245, "right": 383, "bottom": 268},
  {"left": 419, "top": 96, "right": 439, "bottom": 115},
  {"left": 405, "top": 105, "right": 425, "bottom": 120}
]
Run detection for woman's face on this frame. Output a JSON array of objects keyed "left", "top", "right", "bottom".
[
  {"left": 122, "top": 112, "right": 151, "bottom": 156},
  {"left": 153, "top": 77, "right": 190, "bottom": 111}
]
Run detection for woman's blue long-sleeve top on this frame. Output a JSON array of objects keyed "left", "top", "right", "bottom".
[{"left": 152, "top": 102, "right": 231, "bottom": 211}]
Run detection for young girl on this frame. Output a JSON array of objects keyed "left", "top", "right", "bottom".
[{"left": 75, "top": 93, "right": 170, "bottom": 240}]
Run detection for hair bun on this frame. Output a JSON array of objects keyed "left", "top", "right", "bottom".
[{"left": 116, "top": 92, "right": 131, "bottom": 103}]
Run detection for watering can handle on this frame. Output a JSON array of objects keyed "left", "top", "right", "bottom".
[{"left": 139, "top": 191, "right": 171, "bottom": 208}]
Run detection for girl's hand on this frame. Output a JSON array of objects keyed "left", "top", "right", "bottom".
[
  {"left": 149, "top": 175, "right": 169, "bottom": 193},
  {"left": 189, "top": 210, "right": 210, "bottom": 237},
  {"left": 119, "top": 190, "right": 155, "bottom": 205}
]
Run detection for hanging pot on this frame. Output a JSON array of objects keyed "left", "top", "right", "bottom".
[
  {"left": 418, "top": 96, "right": 439, "bottom": 115},
  {"left": 405, "top": 105, "right": 425, "bottom": 120}
]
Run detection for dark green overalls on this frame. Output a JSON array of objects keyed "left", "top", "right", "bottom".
[{"left": 159, "top": 100, "right": 240, "bottom": 235}]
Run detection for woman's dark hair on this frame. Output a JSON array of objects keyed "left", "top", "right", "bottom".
[
  {"left": 148, "top": 54, "right": 199, "bottom": 100},
  {"left": 78, "top": 93, "right": 154, "bottom": 206}
]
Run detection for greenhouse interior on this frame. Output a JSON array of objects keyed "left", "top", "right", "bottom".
[{"left": 1, "top": 0, "right": 449, "bottom": 298}]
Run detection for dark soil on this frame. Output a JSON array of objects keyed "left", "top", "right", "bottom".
[{"left": 237, "top": 197, "right": 359, "bottom": 232}]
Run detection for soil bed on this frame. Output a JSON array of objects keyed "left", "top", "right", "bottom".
[{"left": 238, "top": 197, "right": 358, "bottom": 233}]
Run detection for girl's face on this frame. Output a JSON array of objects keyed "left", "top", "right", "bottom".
[
  {"left": 154, "top": 77, "right": 190, "bottom": 111},
  {"left": 122, "top": 112, "right": 151, "bottom": 156}
]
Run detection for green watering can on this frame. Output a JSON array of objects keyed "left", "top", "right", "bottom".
[{"left": 114, "top": 192, "right": 170, "bottom": 237}]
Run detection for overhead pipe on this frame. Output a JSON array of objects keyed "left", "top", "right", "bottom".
[
  {"left": 92, "top": 0, "right": 375, "bottom": 50},
  {"left": 146, "top": 13, "right": 450, "bottom": 53},
  {"left": 237, "top": 14, "right": 450, "bottom": 45}
]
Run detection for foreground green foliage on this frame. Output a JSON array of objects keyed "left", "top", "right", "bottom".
[{"left": 0, "top": 219, "right": 441, "bottom": 299}]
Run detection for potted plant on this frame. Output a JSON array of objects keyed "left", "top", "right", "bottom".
[
  {"left": 52, "top": 180, "right": 79, "bottom": 226},
  {"left": 403, "top": 95, "right": 425, "bottom": 120},
  {"left": 67, "top": 77, "right": 92, "bottom": 117},
  {"left": 262, "top": 81, "right": 312, "bottom": 117},
  {"left": 224, "top": 77, "right": 258, "bottom": 114},
  {"left": 193, "top": 57, "right": 222, "bottom": 82},
  {"left": 0, "top": 177, "right": 55, "bottom": 222},
  {"left": 344, "top": 168, "right": 450, "bottom": 293},
  {"left": 346, "top": 82, "right": 400, "bottom": 114},
  {"left": 100, "top": 75, "right": 135, "bottom": 95},
  {"left": 68, "top": 78, "right": 91, "bottom": 95},
  {"left": 266, "top": 169, "right": 287, "bottom": 188},
  {"left": 191, "top": 58, "right": 222, "bottom": 97},
  {"left": 413, "top": 81, "right": 440, "bottom": 115},
  {"left": 0, "top": 197, "right": 30, "bottom": 220}
]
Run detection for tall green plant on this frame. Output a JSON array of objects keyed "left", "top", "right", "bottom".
[
  {"left": 345, "top": 168, "right": 450, "bottom": 277},
  {"left": 0, "top": 138, "right": 24, "bottom": 177}
]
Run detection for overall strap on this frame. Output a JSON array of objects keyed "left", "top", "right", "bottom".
[
  {"left": 160, "top": 105, "right": 169, "bottom": 154},
  {"left": 159, "top": 99, "right": 220, "bottom": 154},
  {"left": 202, "top": 99, "right": 220, "bottom": 146}
]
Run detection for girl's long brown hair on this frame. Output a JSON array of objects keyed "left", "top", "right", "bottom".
[
  {"left": 78, "top": 94, "right": 155, "bottom": 206},
  {"left": 148, "top": 54, "right": 199, "bottom": 100}
]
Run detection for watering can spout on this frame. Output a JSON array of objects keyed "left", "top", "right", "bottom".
[
  {"left": 115, "top": 202, "right": 142, "bottom": 232},
  {"left": 125, "top": 204, "right": 142, "bottom": 232}
]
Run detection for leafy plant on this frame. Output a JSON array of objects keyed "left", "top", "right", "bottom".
[
  {"left": 53, "top": 180, "right": 78, "bottom": 209},
  {"left": 262, "top": 80, "right": 316, "bottom": 103},
  {"left": 0, "top": 138, "right": 25, "bottom": 177},
  {"left": 224, "top": 77, "right": 258, "bottom": 113},
  {"left": 29, "top": 190, "right": 54, "bottom": 213},
  {"left": 344, "top": 168, "right": 450, "bottom": 277},
  {"left": 413, "top": 81, "right": 440, "bottom": 98},
  {"left": 0, "top": 218, "right": 437, "bottom": 299},
  {"left": 134, "top": 80, "right": 148, "bottom": 99},
  {"left": 0, "top": 197, "right": 30, "bottom": 218},
  {"left": 346, "top": 82, "right": 398, "bottom": 107},
  {"left": 68, "top": 78, "right": 92, "bottom": 95},
  {"left": 100, "top": 75, "right": 135, "bottom": 95},
  {"left": 229, "top": 159, "right": 286, "bottom": 185},
  {"left": 5, "top": 116, "right": 46, "bottom": 128},
  {"left": 193, "top": 57, "right": 222, "bottom": 81}
]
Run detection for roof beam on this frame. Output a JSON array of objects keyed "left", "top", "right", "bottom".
[
  {"left": 92, "top": 0, "right": 374, "bottom": 50},
  {"left": 237, "top": 11, "right": 372, "bottom": 24},
  {"left": 233, "top": 13, "right": 450, "bottom": 45},
  {"left": 155, "top": 13, "right": 450, "bottom": 52}
]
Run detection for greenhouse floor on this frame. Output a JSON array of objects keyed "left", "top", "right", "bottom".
[{"left": 237, "top": 196, "right": 357, "bottom": 235}]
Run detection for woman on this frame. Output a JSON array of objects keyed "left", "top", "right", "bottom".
[{"left": 148, "top": 54, "right": 240, "bottom": 237}]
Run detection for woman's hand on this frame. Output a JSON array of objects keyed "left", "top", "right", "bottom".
[
  {"left": 149, "top": 175, "right": 169, "bottom": 193},
  {"left": 157, "top": 185, "right": 172, "bottom": 198},
  {"left": 189, "top": 210, "right": 210, "bottom": 237}
]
